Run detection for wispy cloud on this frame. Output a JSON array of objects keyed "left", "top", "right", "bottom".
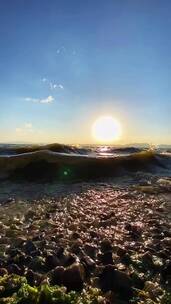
[
  {"left": 25, "top": 95, "right": 54, "bottom": 104},
  {"left": 16, "top": 122, "right": 34, "bottom": 134},
  {"left": 39, "top": 95, "right": 54, "bottom": 103},
  {"left": 42, "top": 78, "right": 48, "bottom": 83},
  {"left": 41, "top": 78, "right": 64, "bottom": 91},
  {"left": 58, "top": 84, "right": 64, "bottom": 89},
  {"left": 56, "top": 46, "right": 76, "bottom": 56},
  {"left": 25, "top": 122, "right": 32, "bottom": 129},
  {"left": 50, "top": 83, "right": 64, "bottom": 90},
  {"left": 25, "top": 97, "right": 38, "bottom": 103},
  {"left": 56, "top": 46, "right": 66, "bottom": 54}
]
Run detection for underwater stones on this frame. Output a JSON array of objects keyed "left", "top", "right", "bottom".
[
  {"left": 30, "top": 249, "right": 42, "bottom": 257},
  {"left": 144, "top": 281, "right": 164, "bottom": 299},
  {"left": 29, "top": 256, "right": 45, "bottom": 272},
  {"left": 14, "top": 252, "right": 27, "bottom": 266},
  {"left": 99, "top": 265, "right": 133, "bottom": 299},
  {"left": 161, "top": 261, "right": 171, "bottom": 281},
  {"left": 84, "top": 244, "right": 97, "bottom": 258},
  {"left": 141, "top": 252, "right": 154, "bottom": 268},
  {"left": 163, "top": 229, "right": 171, "bottom": 237},
  {"left": 126, "top": 222, "right": 143, "bottom": 235},
  {"left": 70, "top": 239, "right": 83, "bottom": 254},
  {"left": 120, "top": 253, "right": 132, "bottom": 266},
  {"left": 130, "top": 271, "right": 145, "bottom": 289},
  {"left": 100, "top": 217, "right": 116, "bottom": 228},
  {"left": 25, "top": 269, "right": 35, "bottom": 285},
  {"left": 50, "top": 263, "right": 85, "bottom": 291},
  {"left": 158, "top": 249, "right": 170, "bottom": 259},
  {"left": 162, "top": 237, "right": 171, "bottom": 248},
  {"left": 81, "top": 254, "right": 95, "bottom": 273},
  {"left": 63, "top": 263, "right": 85, "bottom": 291},
  {"left": 0, "top": 258, "right": 6, "bottom": 268},
  {"left": 63, "top": 253, "right": 77, "bottom": 267},
  {"left": 0, "top": 186, "right": 170, "bottom": 302},
  {"left": 100, "top": 251, "right": 113, "bottom": 266},
  {"left": 0, "top": 237, "right": 10, "bottom": 245},
  {"left": 0, "top": 268, "right": 8, "bottom": 276},
  {"left": 5, "top": 228, "right": 19, "bottom": 238},
  {"left": 23, "top": 255, "right": 33, "bottom": 266},
  {"left": 26, "top": 269, "right": 43, "bottom": 286},
  {"left": 89, "top": 230, "right": 99, "bottom": 238},
  {"left": 7, "top": 263, "right": 23, "bottom": 275},
  {"left": 24, "top": 240, "right": 37, "bottom": 254},
  {"left": 116, "top": 246, "right": 127, "bottom": 257},
  {"left": 100, "top": 239, "right": 113, "bottom": 253},
  {"left": 6, "top": 248, "right": 21, "bottom": 258},
  {"left": 71, "top": 232, "right": 80, "bottom": 239},
  {"left": 156, "top": 205, "right": 165, "bottom": 213},
  {"left": 56, "top": 246, "right": 64, "bottom": 258},
  {"left": 45, "top": 254, "right": 60, "bottom": 270},
  {"left": 50, "top": 266, "right": 65, "bottom": 285},
  {"left": 25, "top": 209, "right": 36, "bottom": 220},
  {"left": 14, "top": 236, "right": 27, "bottom": 247}
]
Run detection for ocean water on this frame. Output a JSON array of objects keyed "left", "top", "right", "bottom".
[{"left": 0, "top": 143, "right": 171, "bottom": 181}]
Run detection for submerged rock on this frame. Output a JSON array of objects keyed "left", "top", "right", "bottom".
[
  {"left": 81, "top": 254, "right": 96, "bottom": 274},
  {"left": 99, "top": 265, "right": 133, "bottom": 300},
  {"left": 50, "top": 266, "right": 65, "bottom": 285},
  {"left": 100, "top": 239, "right": 113, "bottom": 253},
  {"left": 0, "top": 268, "right": 8, "bottom": 276},
  {"left": 63, "top": 263, "right": 85, "bottom": 291},
  {"left": 45, "top": 254, "right": 60, "bottom": 270},
  {"left": 29, "top": 256, "right": 45, "bottom": 272},
  {"left": 24, "top": 240, "right": 37, "bottom": 254},
  {"left": 141, "top": 252, "right": 154, "bottom": 268},
  {"left": 26, "top": 269, "right": 44, "bottom": 286},
  {"left": 64, "top": 253, "right": 77, "bottom": 267},
  {"left": 84, "top": 244, "right": 97, "bottom": 258},
  {"left": 50, "top": 262, "right": 85, "bottom": 291},
  {"left": 7, "top": 263, "right": 23, "bottom": 275},
  {"left": 100, "top": 251, "right": 113, "bottom": 265},
  {"left": 161, "top": 261, "right": 171, "bottom": 281},
  {"left": 116, "top": 246, "right": 127, "bottom": 257}
]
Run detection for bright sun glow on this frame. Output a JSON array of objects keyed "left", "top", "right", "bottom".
[{"left": 92, "top": 116, "right": 121, "bottom": 143}]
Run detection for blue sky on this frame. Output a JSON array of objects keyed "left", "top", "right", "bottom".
[{"left": 0, "top": 0, "right": 170, "bottom": 144}]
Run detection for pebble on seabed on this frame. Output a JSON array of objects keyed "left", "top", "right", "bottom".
[{"left": 0, "top": 185, "right": 170, "bottom": 302}]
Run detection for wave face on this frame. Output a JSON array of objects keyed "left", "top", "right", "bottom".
[{"left": 0, "top": 143, "right": 171, "bottom": 181}]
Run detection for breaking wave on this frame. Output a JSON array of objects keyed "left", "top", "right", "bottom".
[{"left": 0, "top": 143, "right": 170, "bottom": 181}]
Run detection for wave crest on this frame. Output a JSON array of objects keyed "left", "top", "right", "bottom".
[{"left": 0, "top": 148, "right": 170, "bottom": 181}]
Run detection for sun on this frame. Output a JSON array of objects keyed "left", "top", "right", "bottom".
[{"left": 92, "top": 116, "right": 121, "bottom": 143}]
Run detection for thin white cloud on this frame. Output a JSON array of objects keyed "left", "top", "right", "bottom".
[
  {"left": 42, "top": 78, "right": 47, "bottom": 82},
  {"left": 16, "top": 123, "right": 34, "bottom": 134},
  {"left": 56, "top": 46, "right": 66, "bottom": 54},
  {"left": 57, "top": 46, "right": 76, "bottom": 56},
  {"left": 41, "top": 78, "right": 64, "bottom": 90},
  {"left": 50, "top": 83, "right": 64, "bottom": 90},
  {"left": 25, "top": 97, "right": 39, "bottom": 102},
  {"left": 39, "top": 95, "right": 54, "bottom": 103},
  {"left": 25, "top": 122, "right": 32, "bottom": 129},
  {"left": 58, "top": 84, "right": 64, "bottom": 89},
  {"left": 25, "top": 95, "right": 54, "bottom": 104}
]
